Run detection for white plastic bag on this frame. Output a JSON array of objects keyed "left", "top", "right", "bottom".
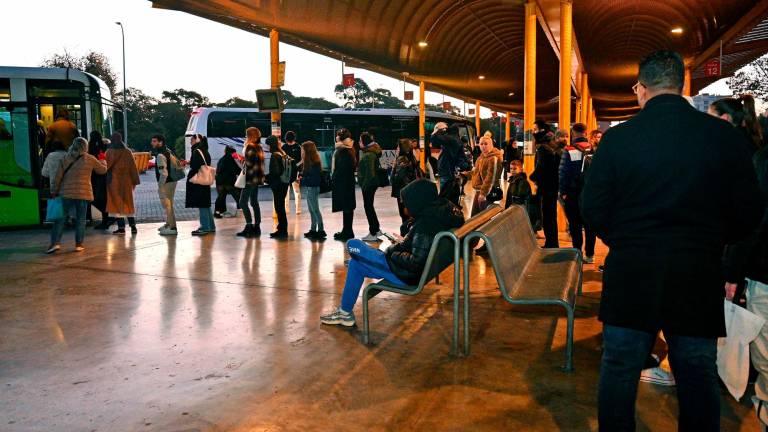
[{"left": 717, "top": 300, "right": 766, "bottom": 400}]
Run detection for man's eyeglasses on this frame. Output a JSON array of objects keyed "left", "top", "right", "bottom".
[{"left": 632, "top": 82, "right": 646, "bottom": 95}]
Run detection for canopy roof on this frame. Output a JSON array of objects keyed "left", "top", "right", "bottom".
[{"left": 151, "top": 0, "right": 768, "bottom": 121}]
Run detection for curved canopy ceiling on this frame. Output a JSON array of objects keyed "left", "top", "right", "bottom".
[{"left": 151, "top": 0, "right": 768, "bottom": 121}]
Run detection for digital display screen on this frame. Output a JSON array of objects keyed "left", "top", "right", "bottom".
[{"left": 256, "top": 89, "right": 284, "bottom": 112}]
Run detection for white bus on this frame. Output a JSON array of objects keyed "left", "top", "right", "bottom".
[
  {"left": 184, "top": 107, "right": 477, "bottom": 169},
  {"left": 0, "top": 66, "right": 121, "bottom": 228}
]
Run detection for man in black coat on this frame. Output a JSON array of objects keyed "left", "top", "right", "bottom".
[{"left": 581, "top": 50, "right": 764, "bottom": 431}]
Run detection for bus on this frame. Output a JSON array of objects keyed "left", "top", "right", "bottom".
[
  {"left": 184, "top": 107, "right": 477, "bottom": 169},
  {"left": 0, "top": 66, "right": 121, "bottom": 228}
]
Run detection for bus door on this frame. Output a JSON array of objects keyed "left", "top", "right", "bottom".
[{"left": 0, "top": 101, "right": 38, "bottom": 227}]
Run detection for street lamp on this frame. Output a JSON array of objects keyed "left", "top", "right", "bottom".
[{"left": 115, "top": 21, "right": 128, "bottom": 145}]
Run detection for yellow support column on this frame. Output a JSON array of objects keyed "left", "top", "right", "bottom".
[
  {"left": 586, "top": 96, "right": 593, "bottom": 131},
  {"left": 270, "top": 29, "right": 281, "bottom": 136},
  {"left": 683, "top": 66, "right": 692, "bottom": 96},
  {"left": 523, "top": 0, "right": 537, "bottom": 176},
  {"left": 419, "top": 81, "right": 426, "bottom": 172},
  {"left": 505, "top": 111, "right": 511, "bottom": 142},
  {"left": 559, "top": 0, "right": 573, "bottom": 134},
  {"left": 475, "top": 101, "right": 481, "bottom": 135},
  {"left": 579, "top": 73, "right": 588, "bottom": 124}
]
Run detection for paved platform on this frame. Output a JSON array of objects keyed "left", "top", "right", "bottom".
[{"left": 0, "top": 189, "right": 760, "bottom": 431}]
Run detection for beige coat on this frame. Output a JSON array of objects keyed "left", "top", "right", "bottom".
[
  {"left": 106, "top": 147, "right": 140, "bottom": 214},
  {"left": 54, "top": 154, "right": 107, "bottom": 201},
  {"left": 471, "top": 147, "right": 503, "bottom": 195}
]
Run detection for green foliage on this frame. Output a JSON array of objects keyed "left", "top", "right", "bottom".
[
  {"left": 728, "top": 54, "right": 768, "bottom": 103},
  {"left": 334, "top": 78, "right": 406, "bottom": 108},
  {"left": 41, "top": 50, "right": 119, "bottom": 96},
  {"left": 174, "top": 136, "right": 186, "bottom": 159}
]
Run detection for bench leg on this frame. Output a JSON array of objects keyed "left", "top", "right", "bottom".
[
  {"left": 435, "top": 274, "right": 440, "bottom": 285},
  {"left": 451, "top": 271, "right": 458, "bottom": 356},
  {"left": 563, "top": 304, "right": 575, "bottom": 372},
  {"left": 362, "top": 290, "right": 371, "bottom": 345}
]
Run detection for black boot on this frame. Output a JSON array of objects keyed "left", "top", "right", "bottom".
[{"left": 237, "top": 224, "right": 253, "bottom": 237}]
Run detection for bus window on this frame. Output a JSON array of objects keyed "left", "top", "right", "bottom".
[
  {"left": 208, "top": 111, "right": 247, "bottom": 138},
  {"left": 0, "top": 106, "right": 33, "bottom": 186},
  {"left": 245, "top": 112, "right": 271, "bottom": 138},
  {"left": 0, "top": 79, "right": 9, "bottom": 101}
]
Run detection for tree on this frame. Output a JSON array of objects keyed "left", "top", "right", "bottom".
[
  {"left": 41, "top": 50, "right": 119, "bottom": 96},
  {"left": 728, "top": 54, "right": 768, "bottom": 102},
  {"left": 114, "top": 87, "right": 159, "bottom": 151},
  {"left": 372, "top": 88, "right": 405, "bottom": 109},
  {"left": 219, "top": 96, "right": 258, "bottom": 108},
  {"left": 334, "top": 78, "right": 373, "bottom": 108},
  {"left": 161, "top": 89, "right": 210, "bottom": 111}
]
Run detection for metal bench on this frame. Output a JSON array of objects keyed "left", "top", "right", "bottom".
[
  {"left": 463, "top": 205, "right": 582, "bottom": 371},
  {"left": 361, "top": 204, "right": 503, "bottom": 355}
]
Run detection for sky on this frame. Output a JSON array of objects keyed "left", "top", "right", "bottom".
[{"left": 3, "top": 0, "right": 743, "bottom": 118}]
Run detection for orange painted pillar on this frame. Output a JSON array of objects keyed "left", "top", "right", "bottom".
[
  {"left": 579, "top": 73, "right": 588, "bottom": 124},
  {"left": 683, "top": 67, "right": 692, "bottom": 96},
  {"left": 558, "top": 0, "right": 573, "bottom": 133},
  {"left": 475, "top": 101, "right": 481, "bottom": 135},
  {"left": 270, "top": 29, "right": 281, "bottom": 135},
  {"left": 505, "top": 111, "right": 511, "bottom": 142},
  {"left": 523, "top": 0, "right": 537, "bottom": 176},
  {"left": 419, "top": 81, "right": 426, "bottom": 172}
]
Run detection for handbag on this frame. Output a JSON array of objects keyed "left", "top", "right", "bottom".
[
  {"left": 45, "top": 197, "right": 64, "bottom": 222},
  {"left": 235, "top": 167, "right": 247, "bottom": 189},
  {"left": 190, "top": 149, "right": 216, "bottom": 186},
  {"left": 376, "top": 165, "right": 390, "bottom": 187},
  {"left": 486, "top": 157, "right": 504, "bottom": 202}
]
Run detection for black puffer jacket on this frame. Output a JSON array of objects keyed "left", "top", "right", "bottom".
[
  {"left": 435, "top": 133, "right": 470, "bottom": 180},
  {"left": 385, "top": 179, "right": 465, "bottom": 285}
]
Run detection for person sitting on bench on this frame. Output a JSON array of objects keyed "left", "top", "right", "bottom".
[{"left": 321, "top": 179, "right": 465, "bottom": 327}]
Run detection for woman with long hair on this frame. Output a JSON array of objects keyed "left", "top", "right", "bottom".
[
  {"left": 300, "top": 140, "right": 325, "bottom": 240},
  {"left": 266, "top": 135, "right": 290, "bottom": 238},
  {"left": 390, "top": 138, "right": 422, "bottom": 235},
  {"left": 709, "top": 94, "right": 764, "bottom": 153},
  {"left": 331, "top": 128, "right": 357, "bottom": 240},
  {"left": 186, "top": 134, "right": 216, "bottom": 235},
  {"left": 237, "top": 127, "right": 265, "bottom": 237}
]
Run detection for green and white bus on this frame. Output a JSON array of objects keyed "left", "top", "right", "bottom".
[{"left": 0, "top": 66, "right": 121, "bottom": 229}]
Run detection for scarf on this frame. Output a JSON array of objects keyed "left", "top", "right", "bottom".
[{"left": 332, "top": 138, "right": 354, "bottom": 173}]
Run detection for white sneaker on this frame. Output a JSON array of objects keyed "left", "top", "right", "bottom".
[
  {"left": 159, "top": 227, "right": 178, "bottom": 236},
  {"left": 45, "top": 244, "right": 61, "bottom": 254},
  {"left": 75, "top": 245, "right": 85, "bottom": 252},
  {"left": 320, "top": 307, "right": 356, "bottom": 327},
  {"left": 640, "top": 366, "right": 676, "bottom": 386},
  {"left": 157, "top": 224, "right": 168, "bottom": 231},
  {"left": 223, "top": 210, "right": 237, "bottom": 218},
  {"left": 584, "top": 256, "right": 595, "bottom": 264},
  {"left": 361, "top": 233, "right": 382, "bottom": 242}
]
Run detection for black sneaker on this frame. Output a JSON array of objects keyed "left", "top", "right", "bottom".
[
  {"left": 334, "top": 231, "right": 354, "bottom": 241},
  {"left": 251, "top": 226, "right": 261, "bottom": 237},
  {"left": 130, "top": 226, "right": 138, "bottom": 235},
  {"left": 191, "top": 229, "right": 208, "bottom": 236},
  {"left": 313, "top": 230, "right": 327, "bottom": 240},
  {"left": 112, "top": 228, "right": 126, "bottom": 236},
  {"left": 213, "top": 212, "right": 224, "bottom": 219},
  {"left": 304, "top": 230, "right": 317, "bottom": 238}
]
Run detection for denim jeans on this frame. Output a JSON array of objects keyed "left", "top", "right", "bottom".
[
  {"left": 340, "top": 239, "right": 405, "bottom": 312},
  {"left": 198, "top": 207, "right": 215, "bottom": 232},
  {"left": 598, "top": 324, "right": 719, "bottom": 432},
  {"left": 305, "top": 186, "right": 323, "bottom": 231},
  {"left": 51, "top": 198, "right": 88, "bottom": 245},
  {"left": 239, "top": 185, "right": 260, "bottom": 225}
]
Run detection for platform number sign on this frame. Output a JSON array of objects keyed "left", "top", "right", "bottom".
[
  {"left": 704, "top": 59, "right": 721, "bottom": 77},
  {"left": 468, "top": 108, "right": 475, "bottom": 116},
  {"left": 342, "top": 73, "right": 356, "bottom": 87},
  {"left": 442, "top": 101, "right": 452, "bottom": 111},
  {"left": 404, "top": 91, "right": 414, "bottom": 101}
]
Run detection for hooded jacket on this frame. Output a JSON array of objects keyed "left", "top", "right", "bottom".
[
  {"left": 435, "top": 132, "right": 471, "bottom": 180},
  {"left": 471, "top": 147, "right": 503, "bottom": 195},
  {"left": 385, "top": 179, "right": 465, "bottom": 285},
  {"left": 505, "top": 172, "right": 532, "bottom": 207},
  {"left": 530, "top": 140, "right": 561, "bottom": 194},
  {"left": 358, "top": 142, "right": 382, "bottom": 190}
]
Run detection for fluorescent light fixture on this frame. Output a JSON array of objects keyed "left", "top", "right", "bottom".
[
  {"left": 671, "top": 27, "right": 683, "bottom": 34},
  {"left": 478, "top": 75, "right": 486, "bottom": 80},
  {"left": 418, "top": 41, "right": 428, "bottom": 47},
  {"left": 508, "top": 92, "right": 515, "bottom": 96}
]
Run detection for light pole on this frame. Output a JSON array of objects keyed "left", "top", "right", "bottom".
[{"left": 115, "top": 22, "right": 128, "bottom": 145}]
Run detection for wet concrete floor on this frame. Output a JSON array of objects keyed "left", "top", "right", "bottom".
[{"left": 0, "top": 189, "right": 760, "bottom": 431}]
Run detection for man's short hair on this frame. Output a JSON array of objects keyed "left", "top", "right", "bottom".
[
  {"left": 151, "top": 134, "right": 165, "bottom": 144},
  {"left": 510, "top": 159, "right": 523, "bottom": 167},
  {"left": 284, "top": 131, "right": 296, "bottom": 142},
  {"left": 572, "top": 123, "right": 587, "bottom": 134},
  {"left": 638, "top": 50, "right": 685, "bottom": 91}
]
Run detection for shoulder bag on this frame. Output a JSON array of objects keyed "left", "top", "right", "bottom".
[
  {"left": 190, "top": 149, "right": 216, "bottom": 186},
  {"left": 486, "top": 157, "right": 504, "bottom": 202}
]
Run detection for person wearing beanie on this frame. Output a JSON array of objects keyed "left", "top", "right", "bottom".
[
  {"left": 320, "top": 179, "right": 465, "bottom": 327},
  {"left": 530, "top": 121, "right": 561, "bottom": 248}
]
